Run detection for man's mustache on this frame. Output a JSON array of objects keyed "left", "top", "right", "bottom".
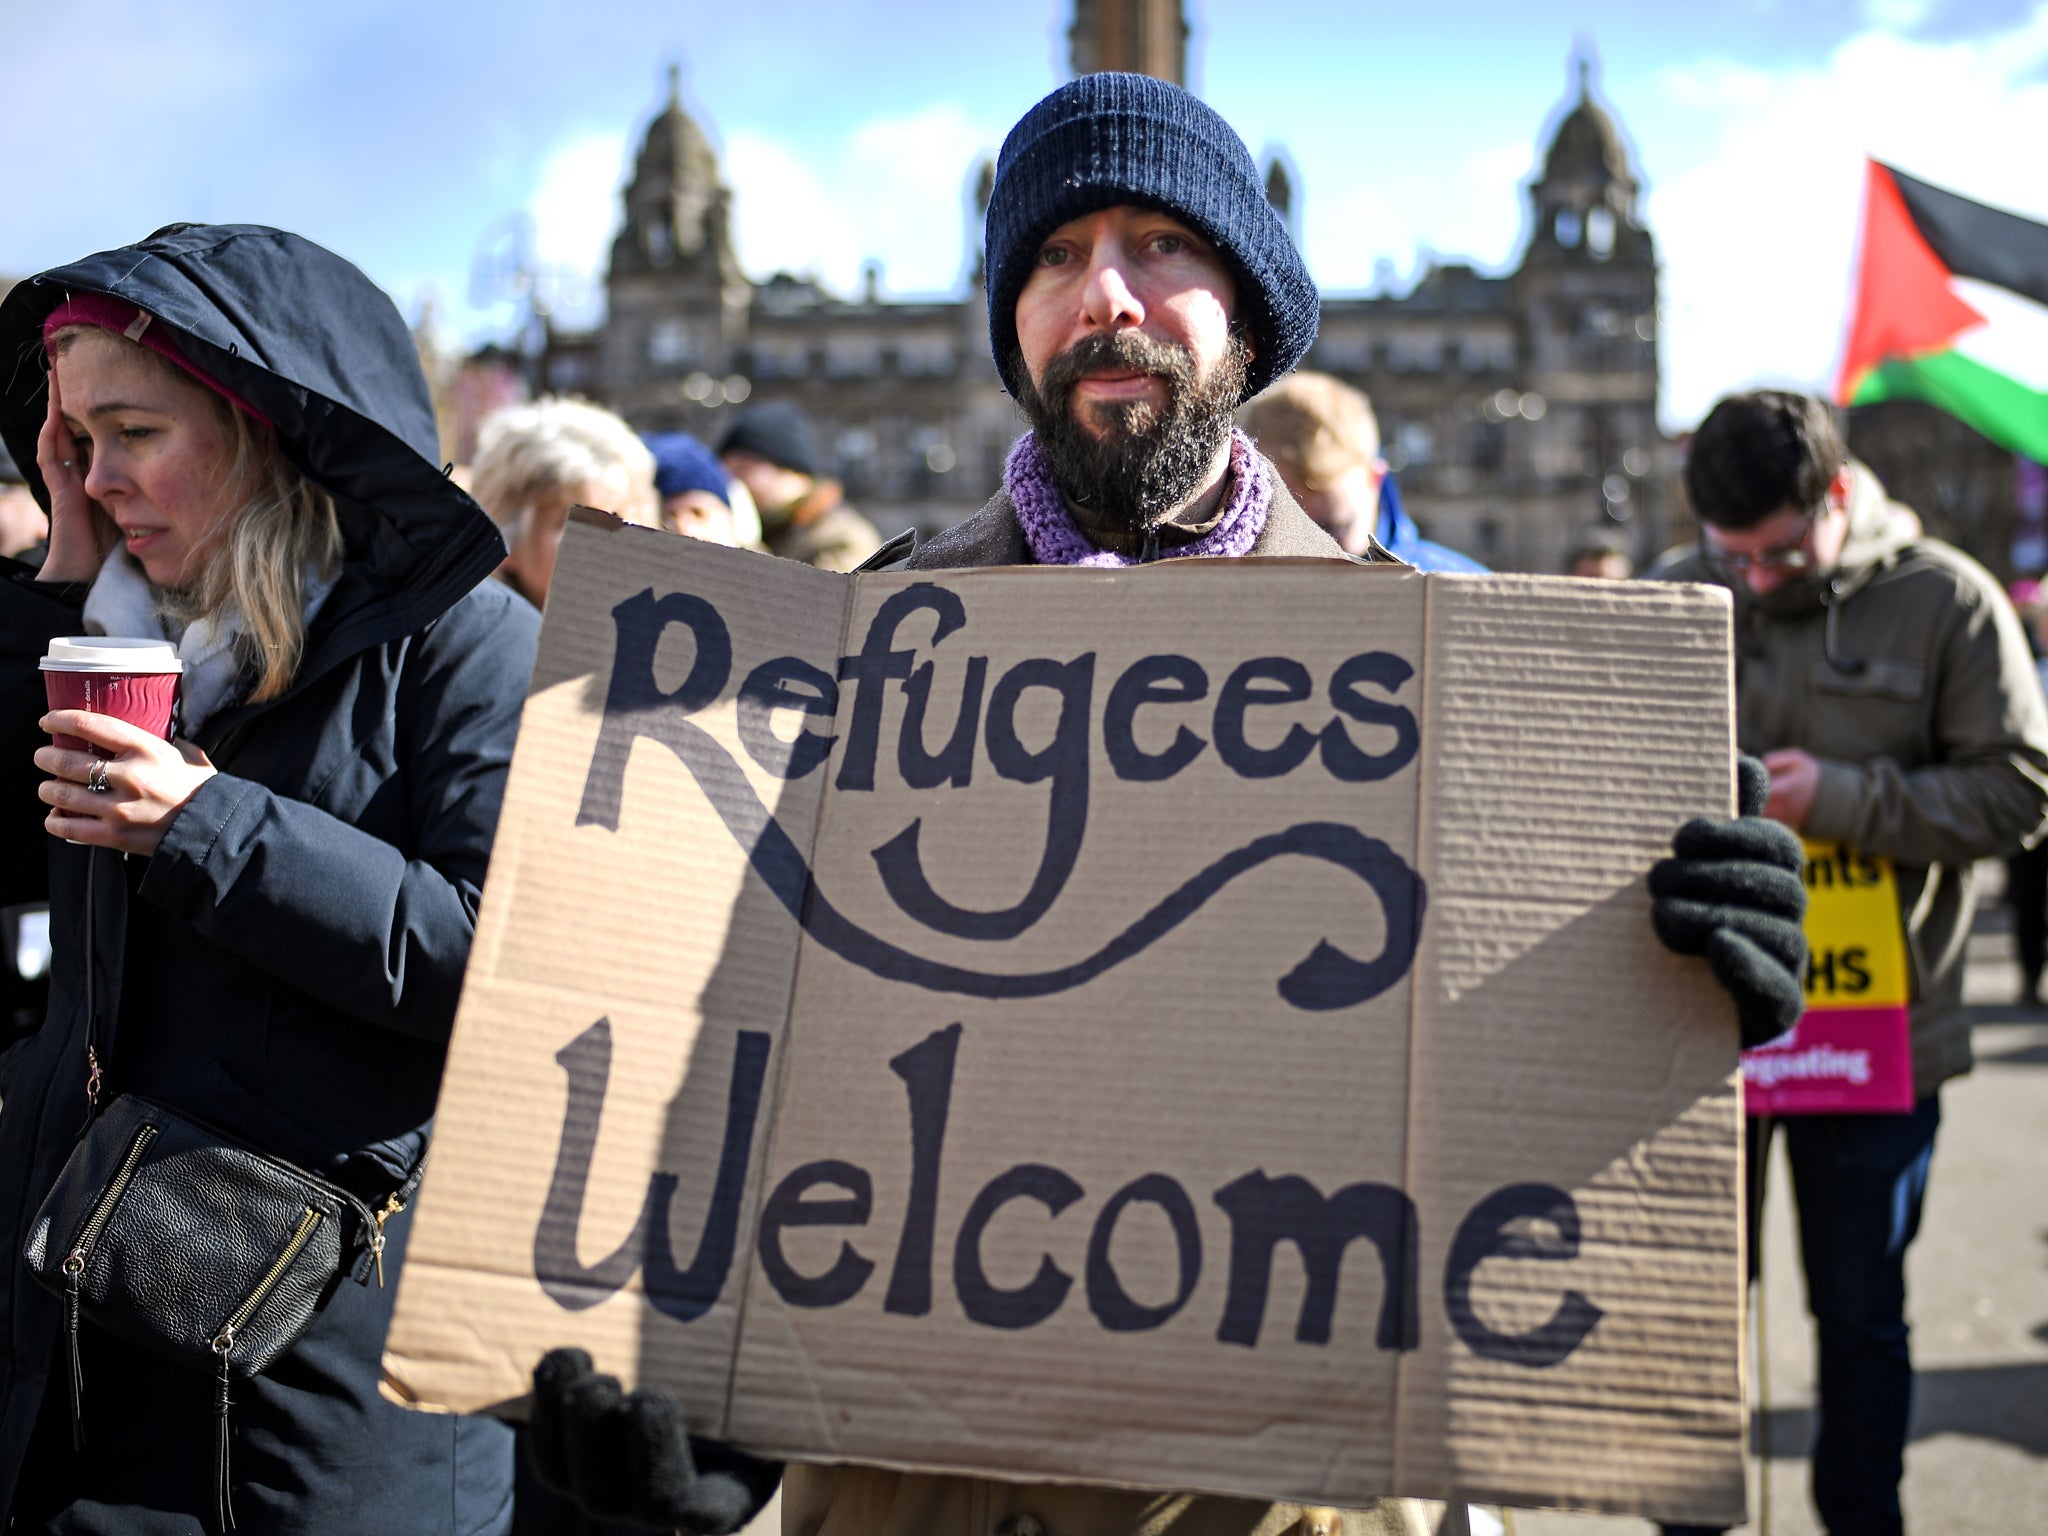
[{"left": 1038, "top": 330, "right": 1196, "bottom": 407}]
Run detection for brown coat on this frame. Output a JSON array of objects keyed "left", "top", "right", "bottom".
[
  {"left": 1655, "top": 463, "right": 2048, "bottom": 1094},
  {"left": 785, "top": 459, "right": 1440, "bottom": 1536}
]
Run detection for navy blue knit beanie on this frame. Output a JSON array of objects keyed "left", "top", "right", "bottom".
[{"left": 985, "top": 72, "right": 1318, "bottom": 402}]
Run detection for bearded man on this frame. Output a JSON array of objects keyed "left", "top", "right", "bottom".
[
  {"left": 522, "top": 73, "right": 1807, "bottom": 1536},
  {"left": 896, "top": 79, "right": 1357, "bottom": 574}
]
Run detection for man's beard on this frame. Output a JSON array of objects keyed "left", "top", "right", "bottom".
[{"left": 1013, "top": 328, "right": 1250, "bottom": 535}]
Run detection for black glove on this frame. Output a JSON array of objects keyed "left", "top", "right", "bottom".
[
  {"left": 530, "top": 1348, "right": 782, "bottom": 1534},
  {"left": 1649, "top": 754, "right": 1808, "bottom": 1049}
]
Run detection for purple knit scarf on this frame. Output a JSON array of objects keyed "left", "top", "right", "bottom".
[{"left": 1005, "top": 426, "right": 1270, "bottom": 567}]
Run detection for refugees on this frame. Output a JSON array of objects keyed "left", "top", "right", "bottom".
[
  {"left": 0, "top": 224, "right": 537, "bottom": 1533},
  {"left": 716, "top": 402, "right": 882, "bottom": 571},
  {"left": 472, "top": 395, "right": 661, "bottom": 609},
  {"left": 645, "top": 431, "right": 761, "bottom": 549},
  {"left": 528, "top": 74, "right": 1807, "bottom": 1536},
  {"left": 1241, "top": 371, "right": 1485, "bottom": 572},
  {"left": 1654, "top": 389, "right": 2048, "bottom": 1536}
]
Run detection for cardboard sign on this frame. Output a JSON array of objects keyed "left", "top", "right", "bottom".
[
  {"left": 1741, "top": 840, "right": 1915, "bottom": 1115},
  {"left": 383, "top": 512, "right": 1748, "bottom": 1525}
]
